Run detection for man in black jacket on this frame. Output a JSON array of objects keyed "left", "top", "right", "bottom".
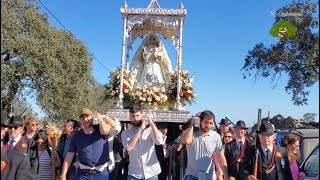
[
  {"left": 155, "top": 124, "right": 170, "bottom": 180},
  {"left": 241, "top": 123, "right": 293, "bottom": 180},
  {"left": 2, "top": 115, "right": 38, "bottom": 179},
  {"left": 1, "top": 147, "right": 34, "bottom": 180},
  {"left": 224, "top": 120, "right": 253, "bottom": 180}
]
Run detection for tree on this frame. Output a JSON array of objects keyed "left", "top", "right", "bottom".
[
  {"left": 1, "top": 0, "right": 95, "bottom": 120},
  {"left": 301, "top": 112, "right": 318, "bottom": 122},
  {"left": 242, "top": 0, "right": 319, "bottom": 105},
  {"left": 11, "top": 98, "right": 37, "bottom": 118},
  {"left": 91, "top": 80, "right": 114, "bottom": 114}
]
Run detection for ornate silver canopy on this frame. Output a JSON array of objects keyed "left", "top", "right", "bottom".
[{"left": 120, "top": 0, "right": 186, "bottom": 47}]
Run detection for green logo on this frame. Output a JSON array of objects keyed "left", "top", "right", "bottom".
[{"left": 270, "top": 20, "right": 297, "bottom": 44}]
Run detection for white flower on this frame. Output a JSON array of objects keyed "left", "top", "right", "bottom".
[
  {"left": 124, "top": 89, "right": 129, "bottom": 93},
  {"left": 168, "top": 90, "right": 172, "bottom": 94},
  {"left": 111, "top": 91, "right": 116, "bottom": 95},
  {"left": 182, "top": 70, "right": 188, "bottom": 74}
]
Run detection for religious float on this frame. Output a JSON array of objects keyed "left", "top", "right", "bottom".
[
  {"left": 104, "top": 1, "right": 192, "bottom": 178},
  {"left": 105, "top": 0, "right": 194, "bottom": 128}
]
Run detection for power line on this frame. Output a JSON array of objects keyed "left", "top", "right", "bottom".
[
  {"left": 93, "top": 56, "right": 110, "bottom": 71},
  {"left": 38, "top": 0, "right": 66, "bottom": 29},
  {"left": 37, "top": 0, "right": 109, "bottom": 71}
]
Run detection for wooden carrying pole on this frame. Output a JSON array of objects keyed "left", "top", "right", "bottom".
[
  {"left": 253, "top": 109, "right": 262, "bottom": 178},
  {"left": 168, "top": 145, "right": 173, "bottom": 180},
  {"left": 50, "top": 134, "right": 58, "bottom": 180}
]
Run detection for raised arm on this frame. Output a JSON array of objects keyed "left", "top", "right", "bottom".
[
  {"left": 180, "top": 119, "right": 195, "bottom": 145},
  {"left": 146, "top": 115, "right": 163, "bottom": 144},
  {"left": 98, "top": 114, "right": 111, "bottom": 136},
  {"left": 123, "top": 119, "right": 147, "bottom": 151},
  {"left": 103, "top": 116, "right": 118, "bottom": 129},
  {"left": 107, "top": 117, "right": 121, "bottom": 137}
]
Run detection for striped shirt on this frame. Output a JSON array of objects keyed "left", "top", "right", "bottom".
[{"left": 37, "top": 150, "right": 52, "bottom": 180}]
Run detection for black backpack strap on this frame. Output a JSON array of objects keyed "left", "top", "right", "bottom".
[{"left": 46, "top": 145, "right": 52, "bottom": 157}]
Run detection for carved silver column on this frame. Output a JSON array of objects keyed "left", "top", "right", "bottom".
[
  {"left": 174, "top": 17, "right": 184, "bottom": 111},
  {"left": 125, "top": 37, "right": 131, "bottom": 71},
  {"left": 115, "top": 14, "right": 128, "bottom": 109}
]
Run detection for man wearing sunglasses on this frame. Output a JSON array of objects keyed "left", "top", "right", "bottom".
[{"left": 2, "top": 115, "right": 38, "bottom": 179}]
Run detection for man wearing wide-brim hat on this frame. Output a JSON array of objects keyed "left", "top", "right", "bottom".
[
  {"left": 241, "top": 123, "right": 293, "bottom": 180},
  {"left": 2, "top": 115, "right": 38, "bottom": 179},
  {"left": 1, "top": 141, "right": 34, "bottom": 180},
  {"left": 218, "top": 118, "right": 230, "bottom": 138},
  {"left": 224, "top": 120, "right": 252, "bottom": 180}
]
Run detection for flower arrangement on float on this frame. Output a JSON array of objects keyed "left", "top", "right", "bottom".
[
  {"left": 132, "top": 83, "right": 168, "bottom": 109},
  {"left": 104, "top": 67, "right": 132, "bottom": 101},
  {"left": 167, "top": 69, "right": 196, "bottom": 106},
  {"left": 104, "top": 67, "right": 196, "bottom": 110}
]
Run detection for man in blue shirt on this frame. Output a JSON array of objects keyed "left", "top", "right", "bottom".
[
  {"left": 56, "top": 119, "right": 78, "bottom": 180},
  {"left": 59, "top": 108, "right": 115, "bottom": 180}
]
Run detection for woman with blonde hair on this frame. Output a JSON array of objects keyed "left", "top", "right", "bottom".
[
  {"left": 281, "top": 133, "right": 305, "bottom": 180},
  {"left": 23, "top": 117, "right": 39, "bottom": 139}
]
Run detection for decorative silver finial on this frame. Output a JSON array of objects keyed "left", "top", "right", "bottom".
[
  {"left": 180, "top": 2, "right": 184, "bottom": 9},
  {"left": 123, "top": 0, "right": 128, "bottom": 8}
]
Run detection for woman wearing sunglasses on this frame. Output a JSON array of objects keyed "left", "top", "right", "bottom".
[
  {"left": 281, "top": 134, "right": 306, "bottom": 180},
  {"left": 34, "top": 132, "right": 60, "bottom": 180},
  {"left": 223, "top": 130, "right": 234, "bottom": 145}
]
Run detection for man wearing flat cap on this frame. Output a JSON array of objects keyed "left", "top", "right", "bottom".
[
  {"left": 224, "top": 120, "right": 253, "bottom": 180},
  {"left": 241, "top": 122, "right": 293, "bottom": 180},
  {"left": 2, "top": 115, "right": 38, "bottom": 179},
  {"left": 60, "top": 108, "right": 116, "bottom": 180}
]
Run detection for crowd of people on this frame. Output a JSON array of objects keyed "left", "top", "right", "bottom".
[{"left": 1, "top": 106, "right": 307, "bottom": 180}]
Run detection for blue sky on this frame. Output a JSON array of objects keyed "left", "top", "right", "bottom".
[{"left": 38, "top": 0, "right": 319, "bottom": 126}]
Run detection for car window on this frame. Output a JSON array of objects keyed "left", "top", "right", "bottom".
[
  {"left": 303, "top": 145, "right": 319, "bottom": 177},
  {"left": 302, "top": 138, "right": 319, "bottom": 162}
]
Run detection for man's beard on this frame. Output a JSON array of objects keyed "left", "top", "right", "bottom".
[
  {"left": 83, "top": 121, "right": 93, "bottom": 129},
  {"left": 132, "top": 121, "right": 142, "bottom": 128},
  {"left": 200, "top": 126, "right": 210, "bottom": 133}
]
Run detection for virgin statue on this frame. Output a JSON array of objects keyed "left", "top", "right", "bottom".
[{"left": 129, "top": 34, "right": 173, "bottom": 89}]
